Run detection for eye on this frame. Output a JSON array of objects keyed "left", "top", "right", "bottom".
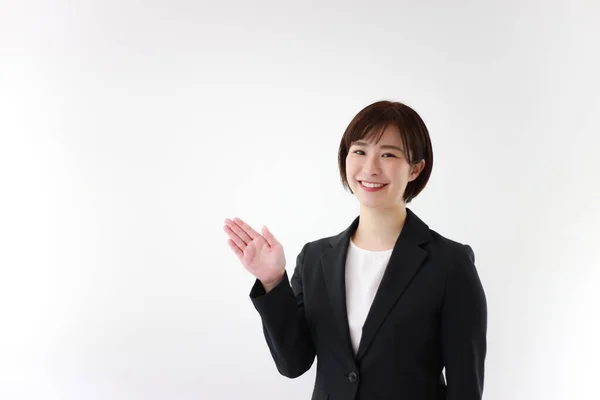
[{"left": 351, "top": 150, "right": 397, "bottom": 158}]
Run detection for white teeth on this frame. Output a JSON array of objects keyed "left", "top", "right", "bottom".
[{"left": 361, "top": 181, "right": 385, "bottom": 188}]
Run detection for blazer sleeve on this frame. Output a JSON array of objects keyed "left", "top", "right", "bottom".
[
  {"left": 441, "top": 244, "right": 488, "bottom": 400},
  {"left": 249, "top": 242, "right": 316, "bottom": 378}
]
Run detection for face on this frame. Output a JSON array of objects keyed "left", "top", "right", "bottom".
[{"left": 345, "top": 125, "right": 424, "bottom": 209}]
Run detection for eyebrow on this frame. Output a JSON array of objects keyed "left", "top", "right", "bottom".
[{"left": 352, "top": 140, "right": 404, "bottom": 152}]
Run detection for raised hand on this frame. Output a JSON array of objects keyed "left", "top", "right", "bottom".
[{"left": 223, "top": 217, "right": 286, "bottom": 291}]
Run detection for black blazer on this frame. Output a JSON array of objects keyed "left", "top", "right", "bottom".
[{"left": 250, "top": 208, "right": 487, "bottom": 400}]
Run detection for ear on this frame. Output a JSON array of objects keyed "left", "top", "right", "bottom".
[{"left": 408, "top": 159, "right": 426, "bottom": 182}]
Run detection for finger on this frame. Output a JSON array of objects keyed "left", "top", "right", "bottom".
[
  {"left": 224, "top": 218, "right": 252, "bottom": 244},
  {"left": 223, "top": 225, "right": 248, "bottom": 250},
  {"left": 227, "top": 239, "right": 244, "bottom": 261},
  {"left": 232, "top": 217, "right": 261, "bottom": 241},
  {"left": 224, "top": 218, "right": 253, "bottom": 244},
  {"left": 261, "top": 225, "right": 280, "bottom": 248}
]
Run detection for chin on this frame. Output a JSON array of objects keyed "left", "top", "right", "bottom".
[{"left": 358, "top": 198, "right": 385, "bottom": 208}]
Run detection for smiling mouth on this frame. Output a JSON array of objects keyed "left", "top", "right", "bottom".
[{"left": 359, "top": 181, "right": 388, "bottom": 189}]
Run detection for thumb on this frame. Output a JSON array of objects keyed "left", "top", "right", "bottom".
[{"left": 261, "top": 225, "right": 280, "bottom": 247}]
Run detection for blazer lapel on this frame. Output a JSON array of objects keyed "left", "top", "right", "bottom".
[
  {"left": 320, "top": 208, "right": 432, "bottom": 361},
  {"left": 320, "top": 216, "right": 360, "bottom": 358},
  {"left": 356, "top": 208, "right": 431, "bottom": 360}
]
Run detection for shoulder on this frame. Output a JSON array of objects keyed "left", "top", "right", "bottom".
[
  {"left": 427, "top": 228, "right": 475, "bottom": 264},
  {"left": 299, "top": 235, "right": 337, "bottom": 257},
  {"left": 426, "top": 229, "right": 483, "bottom": 298},
  {"left": 297, "top": 210, "right": 475, "bottom": 266}
]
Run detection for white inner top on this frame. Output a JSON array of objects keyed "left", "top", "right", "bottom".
[{"left": 344, "top": 238, "right": 394, "bottom": 355}]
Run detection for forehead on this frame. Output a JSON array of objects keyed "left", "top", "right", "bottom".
[{"left": 352, "top": 124, "right": 403, "bottom": 147}]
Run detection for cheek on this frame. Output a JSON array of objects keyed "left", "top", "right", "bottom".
[
  {"left": 345, "top": 158, "right": 357, "bottom": 178},
  {"left": 394, "top": 162, "right": 412, "bottom": 177}
]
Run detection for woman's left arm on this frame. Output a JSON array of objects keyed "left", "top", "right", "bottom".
[{"left": 441, "top": 244, "right": 488, "bottom": 400}]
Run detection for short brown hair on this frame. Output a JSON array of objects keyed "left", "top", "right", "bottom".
[{"left": 338, "top": 100, "right": 433, "bottom": 203}]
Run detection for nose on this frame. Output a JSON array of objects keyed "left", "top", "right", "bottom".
[{"left": 362, "top": 153, "right": 381, "bottom": 175}]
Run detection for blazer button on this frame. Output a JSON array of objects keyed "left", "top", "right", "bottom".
[{"left": 348, "top": 371, "right": 359, "bottom": 384}]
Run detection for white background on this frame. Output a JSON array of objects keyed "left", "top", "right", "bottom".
[{"left": 1, "top": 0, "right": 599, "bottom": 399}]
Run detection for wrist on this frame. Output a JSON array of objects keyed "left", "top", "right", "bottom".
[{"left": 261, "top": 272, "right": 285, "bottom": 293}]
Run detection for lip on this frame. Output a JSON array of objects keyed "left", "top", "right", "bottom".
[{"left": 358, "top": 180, "right": 388, "bottom": 192}]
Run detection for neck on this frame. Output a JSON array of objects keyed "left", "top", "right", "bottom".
[{"left": 352, "top": 204, "right": 408, "bottom": 251}]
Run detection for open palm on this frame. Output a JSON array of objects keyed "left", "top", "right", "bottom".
[{"left": 223, "top": 217, "right": 286, "bottom": 286}]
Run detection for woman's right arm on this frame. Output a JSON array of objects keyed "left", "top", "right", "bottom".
[{"left": 250, "top": 243, "right": 316, "bottom": 378}]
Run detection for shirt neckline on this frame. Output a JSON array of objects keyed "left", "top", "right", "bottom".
[{"left": 349, "top": 238, "right": 394, "bottom": 254}]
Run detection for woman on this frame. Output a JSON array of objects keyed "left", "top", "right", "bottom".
[{"left": 223, "top": 100, "right": 487, "bottom": 400}]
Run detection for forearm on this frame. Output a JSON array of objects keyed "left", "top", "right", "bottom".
[{"left": 250, "top": 272, "right": 316, "bottom": 378}]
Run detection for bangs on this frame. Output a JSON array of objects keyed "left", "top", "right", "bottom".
[{"left": 346, "top": 118, "right": 414, "bottom": 162}]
